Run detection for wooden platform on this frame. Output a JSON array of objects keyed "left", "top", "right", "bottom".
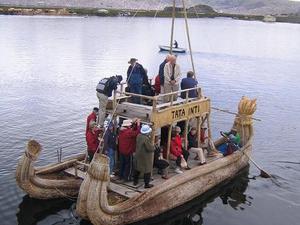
[{"left": 63, "top": 152, "right": 223, "bottom": 199}]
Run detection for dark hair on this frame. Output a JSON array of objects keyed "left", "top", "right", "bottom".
[
  {"left": 187, "top": 71, "right": 194, "bottom": 78},
  {"left": 116, "top": 75, "right": 123, "bottom": 83},
  {"left": 93, "top": 107, "right": 99, "bottom": 112}
]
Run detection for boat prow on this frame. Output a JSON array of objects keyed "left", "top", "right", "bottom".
[
  {"left": 15, "top": 140, "right": 86, "bottom": 199},
  {"left": 159, "top": 45, "right": 187, "bottom": 53}
]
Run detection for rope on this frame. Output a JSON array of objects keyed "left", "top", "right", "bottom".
[
  {"left": 212, "top": 106, "right": 261, "bottom": 122},
  {"left": 169, "top": 0, "right": 176, "bottom": 54},
  {"left": 181, "top": 0, "right": 196, "bottom": 79}
]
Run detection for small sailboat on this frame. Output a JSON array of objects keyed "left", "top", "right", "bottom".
[{"left": 159, "top": 45, "right": 187, "bottom": 53}]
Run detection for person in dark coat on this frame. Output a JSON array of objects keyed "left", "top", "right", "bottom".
[
  {"left": 153, "top": 136, "right": 169, "bottom": 179},
  {"left": 174, "top": 40, "right": 178, "bottom": 48},
  {"left": 104, "top": 123, "right": 117, "bottom": 176},
  {"left": 133, "top": 125, "right": 155, "bottom": 188},
  {"left": 158, "top": 55, "right": 171, "bottom": 94},
  {"left": 86, "top": 107, "right": 98, "bottom": 138},
  {"left": 127, "top": 58, "right": 146, "bottom": 104},
  {"left": 180, "top": 71, "right": 198, "bottom": 99},
  {"left": 96, "top": 75, "right": 123, "bottom": 127},
  {"left": 118, "top": 119, "right": 140, "bottom": 181}
]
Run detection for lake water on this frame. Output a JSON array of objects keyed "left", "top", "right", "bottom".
[{"left": 0, "top": 15, "right": 300, "bottom": 225}]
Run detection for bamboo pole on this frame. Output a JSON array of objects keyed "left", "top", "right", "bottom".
[
  {"left": 169, "top": 0, "right": 176, "bottom": 54},
  {"left": 197, "top": 116, "right": 201, "bottom": 148},
  {"left": 166, "top": 125, "right": 172, "bottom": 160},
  {"left": 184, "top": 119, "right": 189, "bottom": 150}
]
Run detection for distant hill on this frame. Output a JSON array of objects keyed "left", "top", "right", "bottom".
[{"left": 1, "top": 0, "right": 300, "bottom": 15}]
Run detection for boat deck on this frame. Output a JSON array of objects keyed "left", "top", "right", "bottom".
[{"left": 64, "top": 151, "right": 223, "bottom": 199}]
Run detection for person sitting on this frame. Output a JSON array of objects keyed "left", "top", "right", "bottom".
[
  {"left": 153, "top": 136, "right": 169, "bottom": 179},
  {"left": 118, "top": 119, "right": 140, "bottom": 181},
  {"left": 96, "top": 75, "right": 123, "bottom": 128},
  {"left": 86, "top": 121, "right": 101, "bottom": 162},
  {"left": 188, "top": 127, "right": 206, "bottom": 165},
  {"left": 174, "top": 40, "right": 178, "bottom": 48},
  {"left": 219, "top": 128, "right": 241, "bottom": 156},
  {"left": 127, "top": 58, "right": 147, "bottom": 104},
  {"left": 180, "top": 71, "right": 198, "bottom": 99},
  {"left": 163, "top": 55, "right": 181, "bottom": 102},
  {"left": 133, "top": 125, "right": 155, "bottom": 188},
  {"left": 170, "top": 127, "right": 190, "bottom": 174}
]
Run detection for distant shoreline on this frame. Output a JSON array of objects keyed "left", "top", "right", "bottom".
[{"left": 1, "top": 5, "right": 300, "bottom": 24}]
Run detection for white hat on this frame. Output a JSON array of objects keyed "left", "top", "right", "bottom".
[
  {"left": 140, "top": 125, "right": 152, "bottom": 134},
  {"left": 122, "top": 119, "right": 132, "bottom": 127}
]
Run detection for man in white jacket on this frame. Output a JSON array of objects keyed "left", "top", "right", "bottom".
[{"left": 163, "top": 55, "right": 181, "bottom": 102}]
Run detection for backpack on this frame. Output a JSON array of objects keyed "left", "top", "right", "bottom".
[{"left": 96, "top": 78, "right": 110, "bottom": 95}]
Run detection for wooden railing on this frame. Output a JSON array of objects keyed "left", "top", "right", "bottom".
[{"left": 115, "top": 86, "right": 203, "bottom": 113}]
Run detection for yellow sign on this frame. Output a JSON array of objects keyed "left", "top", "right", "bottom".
[{"left": 152, "top": 98, "right": 210, "bottom": 127}]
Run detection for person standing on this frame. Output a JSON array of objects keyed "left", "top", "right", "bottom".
[
  {"left": 118, "top": 119, "right": 140, "bottom": 181},
  {"left": 96, "top": 75, "right": 123, "bottom": 128},
  {"left": 127, "top": 58, "right": 146, "bottom": 104},
  {"left": 86, "top": 107, "right": 98, "bottom": 138},
  {"left": 158, "top": 54, "right": 171, "bottom": 95},
  {"left": 163, "top": 55, "right": 181, "bottom": 102},
  {"left": 180, "top": 71, "right": 198, "bottom": 99},
  {"left": 104, "top": 123, "right": 117, "bottom": 177},
  {"left": 133, "top": 125, "right": 155, "bottom": 188},
  {"left": 86, "top": 121, "right": 101, "bottom": 162}
]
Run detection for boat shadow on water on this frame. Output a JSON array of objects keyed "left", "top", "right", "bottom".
[{"left": 16, "top": 167, "right": 251, "bottom": 225}]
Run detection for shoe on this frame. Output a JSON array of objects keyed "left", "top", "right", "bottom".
[
  {"left": 185, "top": 166, "right": 191, "bottom": 170},
  {"left": 175, "top": 167, "right": 183, "bottom": 174},
  {"left": 162, "top": 175, "right": 169, "bottom": 180},
  {"left": 144, "top": 184, "right": 154, "bottom": 189},
  {"left": 110, "top": 174, "right": 115, "bottom": 178},
  {"left": 133, "top": 180, "right": 139, "bottom": 186}
]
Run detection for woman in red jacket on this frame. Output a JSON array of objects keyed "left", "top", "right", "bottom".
[
  {"left": 86, "top": 121, "right": 101, "bottom": 162},
  {"left": 118, "top": 119, "right": 141, "bottom": 181},
  {"left": 170, "top": 127, "right": 190, "bottom": 174}
]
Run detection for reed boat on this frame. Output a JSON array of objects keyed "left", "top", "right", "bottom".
[
  {"left": 75, "top": 96, "right": 257, "bottom": 225},
  {"left": 15, "top": 146, "right": 86, "bottom": 199},
  {"left": 159, "top": 45, "right": 187, "bottom": 53}
]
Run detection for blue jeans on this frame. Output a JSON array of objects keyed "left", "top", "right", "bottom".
[
  {"left": 107, "top": 148, "right": 115, "bottom": 174},
  {"left": 129, "top": 84, "right": 142, "bottom": 104}
]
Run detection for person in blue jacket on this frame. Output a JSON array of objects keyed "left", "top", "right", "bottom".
[
  {"left": 180, "top": 71, "right": 198, "bottom": 99},
  {"left": 127, "top": 58, "right": 146, "bottom": 104}
]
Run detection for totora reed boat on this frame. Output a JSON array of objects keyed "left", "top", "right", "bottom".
[{"left": 74, "top": 96, "right": 257, "bottom": 225}]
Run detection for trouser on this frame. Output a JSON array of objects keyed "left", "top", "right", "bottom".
[
  {"left": 96, "top": 92, "right": 108, "bottom": 127},
  {"left": 190, "top": 147, "right": 206, "bottom": 164},
  {"left": 120, "top": 153, "right": 133, "bottom": 181},
  {"left": 133, "top": 170, "right": 151, "bottom": 186},
  {"left": 175, "top": 149, "right": 189, "bottom": 167},
  {"left": 107, "top": 148, "right": 115, "bottom": 174},
  {"left": 154, "top": 159, "right": 169, "bottom": 176},
  {"left": 129, "top": 84, "right": 142, "bottom": 104},
  {"left": 163, "top": 83, "right": 179, "bottom": 102},
  {"left": 87, "top": 150, "right": 95, "bottom": 163}
]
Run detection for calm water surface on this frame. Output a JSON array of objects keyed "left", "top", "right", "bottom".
[{"left": 0, "top": 15, "right": 300, "bottom": 225}]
